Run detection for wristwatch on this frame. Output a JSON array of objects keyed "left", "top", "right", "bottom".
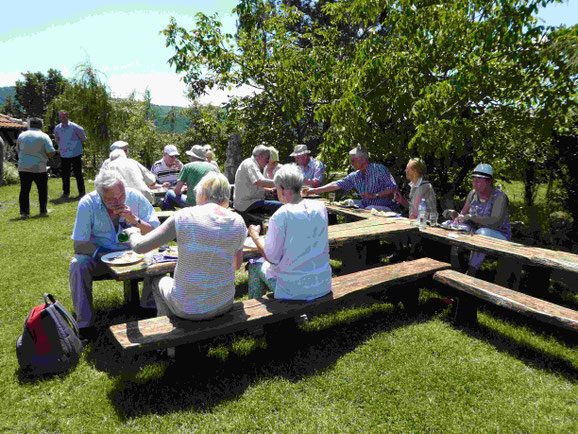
[
  {"left": 136, "top": 217, "right": 142, "bottom": 226},
  {"left": 375, "top": 193, "right": 379, "bottom": 199}
]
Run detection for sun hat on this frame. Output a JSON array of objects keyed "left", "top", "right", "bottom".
[
  {"left": 163, "top": 144, "right": 179, "bottom": 156},
  {"left": 110, "top": 140, "right": 128, "bottom": 151},
  {"left": 290, "top": 144, "right": 310, "bottom": 157},
  {"left": 471, "top": 163, "right": 493, "bottom": 179},
  {"left": 186, "top": 145, "right": 207, "bottom": 161},
  {"left": 269, "top": 147, "right": 279, "bottom": 162}
]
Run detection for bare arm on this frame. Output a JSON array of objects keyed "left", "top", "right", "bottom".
[
  {"left": 174, "top": 181, "right": 185, "bottom": 196},
  {"left": 232, "top": 250, "right": 243, "bottom": 270},
  {"left": 304, "top": 182, "right": 341, "bottom": 196},
  {"left": 128, "top": 216, "right": 177, "bottom": 253},
  {"left": 254, "top": 179, "right": 275, "bottom": 188}
]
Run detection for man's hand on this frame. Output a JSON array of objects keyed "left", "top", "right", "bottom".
[
  {"left": 248, "top": 224, "right": 261, "bottom": 239},
  {"left": 302, "top": 187, "right": 312, "bottom": 196},
  {"left": 114, "top": 205, "right": 138, "bottom": 225}
]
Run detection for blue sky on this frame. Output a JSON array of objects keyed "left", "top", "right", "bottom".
[{"left": 1, "top": 0, "right": 576, "bottom": 107}]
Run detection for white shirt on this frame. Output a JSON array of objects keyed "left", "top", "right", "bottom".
[
  {"left": 233, "top": 156, "right": 266, "bottom": 212},
  {"left": 108, "top": 155, "right": 157, "bottom": 203},
  {"left": 262, "top": 199, "right": 332, "bottom": 300}
]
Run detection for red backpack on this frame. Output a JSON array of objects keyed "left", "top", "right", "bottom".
[{"left": 16, "top": 294, "right": 84, "bottom": 375}]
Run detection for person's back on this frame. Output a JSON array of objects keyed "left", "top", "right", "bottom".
[
  {"left": 172, "top": 203, "right": 246, "bottom": 314},
  {"left": 180, "top": 161, "right": 217, "bottom": 206},
  {"left": 17, "top": 129, "right": 53, "bottom": 172},
  {"left": 263, "top": 199, "right": 331, "bottom": 300},
  {"left": 108, "top": 155, "right": 156, "bottom": 203}
]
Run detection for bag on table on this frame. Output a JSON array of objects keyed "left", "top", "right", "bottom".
[{"left": 16, "top": 293, "right": 84, "bottom": 375}]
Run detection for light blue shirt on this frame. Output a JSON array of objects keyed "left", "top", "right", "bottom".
[
  {"left": 302, "top": 158, "right": 325, "bottom": 184},
  {"left": 17, "top": 129, "right": 55, "bottom": 173},
  {"left": 54, "top": 121, "right": 86, "bottom": 158},
  {"left": 262, "top": 200, "right": 332, "bottom": 300},
  {"left": 71, "top": 188, "right": 160, "bottom": 251}
]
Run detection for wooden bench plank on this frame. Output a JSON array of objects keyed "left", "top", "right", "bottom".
[
  {"left": 109, "top": 258, "right": 450, "bottom": 353},
  {"left": 433, "top": 269, "right": 578, "bottom": 332}
]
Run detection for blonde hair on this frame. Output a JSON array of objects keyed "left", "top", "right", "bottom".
[
  {"left": 409, "top": 158, "right": 426, "bottom": 175},
  {"left": 269, "top": 147, "right": 279, "bottom": 162},
  {"left": 194, "top": 172, "right": 230, "bottom": 205}
]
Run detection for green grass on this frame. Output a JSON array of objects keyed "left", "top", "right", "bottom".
[{"left": 1, "top": 179, "right": 577, "bottom": 433}]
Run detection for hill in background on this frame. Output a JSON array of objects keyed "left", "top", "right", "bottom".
[{"left": 0, "top": 86, "right": 189, "bottom": 133}]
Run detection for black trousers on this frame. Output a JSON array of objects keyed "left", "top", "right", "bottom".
[
  {"left": 61, "top": 155, "right": 85, "bottom": 196},
  {"left": 19, "top": 171, "right": 48, "bottom": 215}
]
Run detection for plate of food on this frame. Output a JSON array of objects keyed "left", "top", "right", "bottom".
[
  {"left": 441, "top": 220, "right": 471, "bottom": 232},
  {"left": 336, "top": 199, "right": 359, "bottom": 209},
  {"left": 101, "top": 250, "right": 144, "bottom": 265},
  {"left": 370, "top": 209, "right": 401, "bottom": 217},
  {"left": 162, "top": 246, "right": 178, "bottom": 257}
]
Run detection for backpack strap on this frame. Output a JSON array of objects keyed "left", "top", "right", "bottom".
[{"left": 44, "top": 294, "right": 80, "bottom": 336}]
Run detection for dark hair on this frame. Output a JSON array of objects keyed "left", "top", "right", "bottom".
[{"left": 29, "top": 118, "right": 43, "bottom": 129}]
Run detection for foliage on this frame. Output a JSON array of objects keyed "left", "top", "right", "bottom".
[
  {"left": 12, "top": 70, "right": 68, "bottom": 118},
  {"left": 164, "top": 0, "right": 578, "bottom": 204},
  {"left": 2, "top": 161, "right": 19, "bottom": 185}
]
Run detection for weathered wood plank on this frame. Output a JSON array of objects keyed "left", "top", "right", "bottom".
[
  {"left": 433, "top": 269, "right": 578, "bottom": 332},
  {"left": 109, "top": 258, "right": 450, "bottom": 353}
]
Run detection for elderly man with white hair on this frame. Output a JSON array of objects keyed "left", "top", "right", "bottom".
[
  {"left": 69, "top": 169, "right": 160, "bottom": 339},
  {"left": 100, "top": 140, "right": 129, "bottom": 170},
  {"left": 304, "top": 144, "right": 399, "bottom": 211},
  {"left": 233, "top": 144, "right": 282, "bottom": 216}
]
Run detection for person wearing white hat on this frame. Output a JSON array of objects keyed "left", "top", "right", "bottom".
[
  {"left": 443, "top": 163, "right": 511, "bottom": 276},
  {"left": 290, "top": 144, "right": 325, "bottom": 187},
  {"left": 151, "top": 144, "right": 186, "bottom": 210},
  {"left": 173, "top": 145, "right": 218, "bottom": 206},
  {"left": 107, "top": 149, "right": 162, "bottom": 204},
  {"left": 100, "top": 140, "right": 129, "bottom": 171}
]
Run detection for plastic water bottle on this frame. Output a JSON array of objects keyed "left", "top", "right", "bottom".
[{"left": 418, "top": 198, "right": 427, "bottom": 230}]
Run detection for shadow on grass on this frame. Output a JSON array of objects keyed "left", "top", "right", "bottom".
[{"left": 86, "top": 299, "right": 431, "bottom": 420}]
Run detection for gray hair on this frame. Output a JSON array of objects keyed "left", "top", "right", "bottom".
[
  {"left": 252, "top": 144, "right": 271, "bottom": 158},
  {"left": 273, "top": 163, "right": 303, "bottom": 194},
  {"left": 94, "top": 169, "right": 125, "bottom": 197},
  {"left": 109, "top": 148, "right": 126, "bottom": 161},
  {"left": 194, "top": 172, "right": 231, "bottom": 205},
  {"left": 349, "top": 144, "right": 370, "bottom": 160}
]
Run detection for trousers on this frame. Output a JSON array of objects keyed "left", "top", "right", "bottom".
[{"left": 19, "top": 171, "right": 48, "bottom": 215}]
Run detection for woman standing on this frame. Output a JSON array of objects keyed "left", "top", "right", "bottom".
[{"left": 248, "top": 164, "right": 331, "bottom": 300}]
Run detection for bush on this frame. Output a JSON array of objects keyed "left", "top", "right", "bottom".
[{"left": 2, "top": 162, "right": 19, "bottom": 185}]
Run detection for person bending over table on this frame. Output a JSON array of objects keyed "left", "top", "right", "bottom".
[
  {"left": 303, "top": 144, "right": 399, "bottom": 212},
  {"left": 443, "top": 163, "right": 511, "bottom": 276},
  {"left": 233, "top": 144, "right": 282, "bottom": 217},
  {"left": 394, "top": 158, "right": 437, "bottom": 219},
  {"left": 69, "top": 170, "right": 160, "bottom": 338},
  {"left": 151, "top": 144, "right": 187, "bottom": 210},
  {"left": 247, "top": 164, "right": 332, "bottom": 300},
  {"left": 125, "top": 172, "right": 247, "bottom": 320}
]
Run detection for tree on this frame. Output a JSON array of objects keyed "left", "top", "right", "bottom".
[
  {"left": 14, "top": 69, "right": 67, "bottom": 118},
  {"left": 164, "top": 0, "right": 577, "bottom": 198}
]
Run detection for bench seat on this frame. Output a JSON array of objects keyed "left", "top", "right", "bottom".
[
  {"left": 109, "top": 258, "right": 450, "bottom": 354},
  {"left": 433, "top": 269, "right": 578, "bottom": 332}
]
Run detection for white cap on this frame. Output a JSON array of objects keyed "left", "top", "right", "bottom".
[
  {"left": 110, "top": 140, "right": 129, "bottom": 151},
  {"left": 163, "top": 144, "right": 179, "bottom": 156}
]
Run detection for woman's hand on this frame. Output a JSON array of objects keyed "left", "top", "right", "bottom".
[{"left": 248, "top": 225, "right": 261, "bottom": 240}]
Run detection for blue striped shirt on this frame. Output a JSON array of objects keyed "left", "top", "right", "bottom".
[{"left": 337, "top": 163, "right": 398, "bottom": 209}]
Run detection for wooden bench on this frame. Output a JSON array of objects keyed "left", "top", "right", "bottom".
[
  {"left": 108, "top": 258, "right": 451, "bottom": 355},
  {"left": 433, "top": 269, "right": 578, "bottom": 332}
]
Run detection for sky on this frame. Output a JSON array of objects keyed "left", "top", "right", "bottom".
[{"left": 1, "top": 0, "right": 576, "bottom": 108}]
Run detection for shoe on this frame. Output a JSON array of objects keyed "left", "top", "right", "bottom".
[
  {"left": 75, "top": 193, "right": 85, "bottom": 200},
  {"left": 20, "top": 213, "right": 29, "bottom": 220},
  {"left": 39, "top": 209, "right": 54, "bottom": 217},
  {"left": 58, "top": 194, "right": 70, "bottom": 202}
]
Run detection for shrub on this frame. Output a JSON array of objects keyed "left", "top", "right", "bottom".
[{"left": 2, "top": 162, "right": 19, "bottom": 185}]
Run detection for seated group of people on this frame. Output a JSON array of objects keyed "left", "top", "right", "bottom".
[{"left": 69, "top": 140, "right": 510, "bottom": 339}]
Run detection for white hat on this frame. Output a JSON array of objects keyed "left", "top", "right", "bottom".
[
  {"left": 163, "top": 144, "right": 179, "bottom": 156},
  {"left": 110, "top": 140, "right": 128, "bottom": 151},
  {"left": 290, "top": 144, "right": 310, "bottom": 157},
  {"left": 185, "top": 145, "right": 207, "bottom": 161}
]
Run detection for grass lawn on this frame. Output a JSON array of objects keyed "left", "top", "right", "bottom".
[{"left": 0, "top": 179, "right": 576, "bottom": 433}]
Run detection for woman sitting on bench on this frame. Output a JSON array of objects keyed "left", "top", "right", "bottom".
[
  {"left": 126, "top": 172, "right": 247, "bottom": 319},
  {"left": 247, "top": 164, "right": 332, "bottom": 300},
  {"left": 443, "top": 163, "right": 511, "bottom": 276}
]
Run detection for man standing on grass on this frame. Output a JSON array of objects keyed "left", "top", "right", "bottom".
[
  {"left": 54, "top": 110, "right": 86, "bottom": 200},
  {"left": 69, "top": 169, "right": 159, "bottom": 339},
  {"left": 17, "top": 118, "right": 55, "bottom": 219}
]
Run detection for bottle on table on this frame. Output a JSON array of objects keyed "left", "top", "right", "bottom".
[{"left": 418, "top": 198, "right": 427, "bottom": 230}]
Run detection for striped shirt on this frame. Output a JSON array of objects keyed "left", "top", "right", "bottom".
[
  {"left": 172, "top": 204, "right": 247, "bottom": 315},
  {"left": 151, "top": 158, "right": 183, "bottom": 186},
  {"left": 302, "top": 158, "right": 325, "bottom": 184},
  {"left": 337, "top": 163, "right": 398, "bottom": 209}
]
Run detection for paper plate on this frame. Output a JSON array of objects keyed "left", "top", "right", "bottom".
[{"left": 101, "top": 251, "right": 144, "bottom": 265}]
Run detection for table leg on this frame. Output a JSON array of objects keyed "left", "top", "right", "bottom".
[
  {"left": 494, "top": 258, "right": 522, "bottom": 291},
  {"left": 123, "top": 280, "right": 140, "bottom": 307},
  {"left": 340, "top": 243, "right": 367, "bottom": 274}
]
